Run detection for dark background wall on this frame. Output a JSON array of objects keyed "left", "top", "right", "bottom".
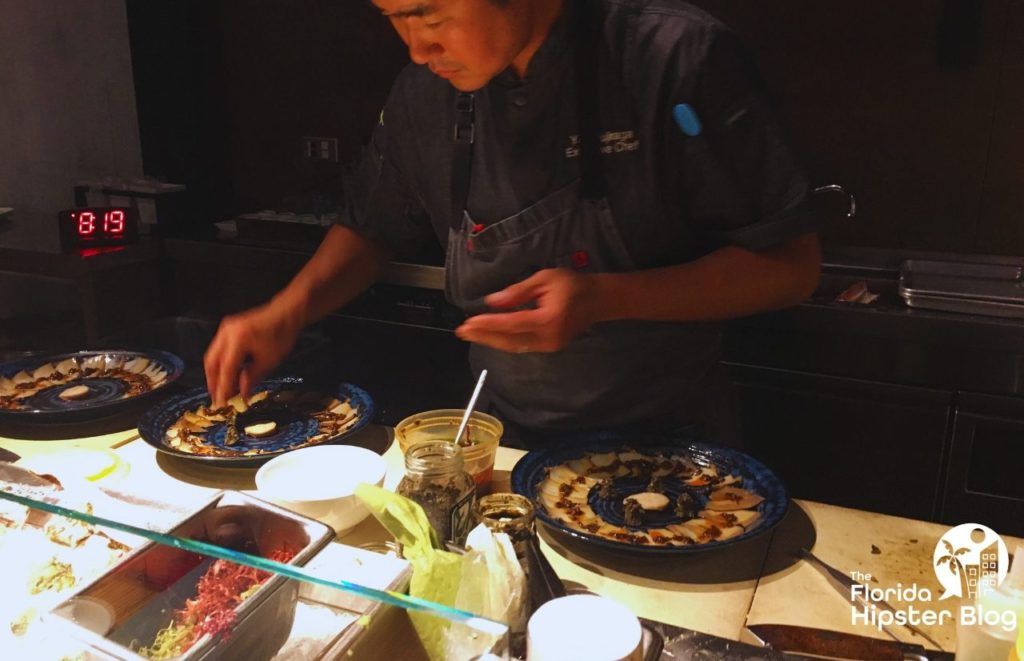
[
  {"left": 686, "top": 0, "right": 1024, "bottom": 255},
  {"left": 125, "top": 0, "right": 407, "bottom": 224},
  {"left": 126, "top": 0, "right": 1024, "bottom": 255},
  {"left": 0, "top": 1, "right": 143, "bottom": 329}
]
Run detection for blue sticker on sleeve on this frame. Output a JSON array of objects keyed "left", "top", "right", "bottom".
[{"left": 672, "top": 103, "right": 702, "bottom": 137}]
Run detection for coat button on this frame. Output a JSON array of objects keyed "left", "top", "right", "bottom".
[{"left": 512, "top": 94, "right": 527, "bottom": 108}]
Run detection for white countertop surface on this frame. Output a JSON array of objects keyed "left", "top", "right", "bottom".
[{"left": 3, "top": 424, "right": 1022, "bottom": 655}]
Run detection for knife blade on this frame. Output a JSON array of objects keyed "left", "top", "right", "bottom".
[
  {"left": 651, "top": 623, "right": 790, "bottom": 660},
  {"left": 747, "top": 624, "right": 953, "bottom": 660},
  {"left": 797, "top": 548, "right": 946, "bottom": 651},
  {"left": 526, "top": 535, "right": 567, "bottom": 609}
]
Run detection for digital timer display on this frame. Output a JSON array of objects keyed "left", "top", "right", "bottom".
[
  {"left": 74, "top": 209, "right": 126, "bottom": 236},
  {"left": 58, "top": 207, "right": 139, "bottom": 251}
]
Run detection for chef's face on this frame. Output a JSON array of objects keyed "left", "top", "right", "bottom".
[{"left": 374, "top": 0, "right": 539, "bottom": 91}]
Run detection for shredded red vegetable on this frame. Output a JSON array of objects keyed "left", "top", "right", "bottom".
[{"left": 139, "top": 547, "right": 296, "bottom": 658}]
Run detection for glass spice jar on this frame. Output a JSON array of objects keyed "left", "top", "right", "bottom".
[
  {"left": 475, "top": 493, "right": 536, "bottom": 568},
  {"left": 397, "top": 440, "right": 477, "bottom": 546}
]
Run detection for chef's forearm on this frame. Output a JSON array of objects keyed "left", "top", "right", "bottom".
[
  {"left": 269, "top": 224, "right": 392, "bottom": 330},
  {"left": 589, "top": 233, "right": 821, "bottom": 323}
]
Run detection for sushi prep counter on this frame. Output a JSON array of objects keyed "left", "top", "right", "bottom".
[
  {"left": 2, "top": 426, "right": 1022, "bottom": 658},
  {"left": 0, "top": 428, "right": 139, "bottom": 457},
  {"left": 0, "top": 426, "right": 419, "bottom": 660}
]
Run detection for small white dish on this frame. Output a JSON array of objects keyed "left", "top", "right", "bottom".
[
  {"left": 255, "top": 445, "right": 386, "bottom": 536},
  {"left": 527, "top": 594, "right": 642, "bottom": 661},
  {"left": 17, "top": 447, "right": 128, "bottom": 485},
  {"left": 52, "top": 597, "right": 116, "bottom": 636}
]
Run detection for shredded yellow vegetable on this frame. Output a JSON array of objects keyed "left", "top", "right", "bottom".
[{"left": 136, "top": 620, "right": 196, "bottom": 660}]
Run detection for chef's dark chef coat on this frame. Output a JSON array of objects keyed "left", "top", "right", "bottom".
[{"left": 341, "top": 0, "right": 815, "bottom": 437}]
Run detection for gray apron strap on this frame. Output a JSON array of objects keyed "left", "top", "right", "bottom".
[
  {"left": 450, "top": 92, "right": 474, "bottom": 231},
  {"left": 449, "top": 0, "right": 606, "bottom": 227}
]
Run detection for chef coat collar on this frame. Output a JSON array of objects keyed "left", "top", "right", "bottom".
[{"left": 493, "top": 0, "right": 576, "bottom": 87}]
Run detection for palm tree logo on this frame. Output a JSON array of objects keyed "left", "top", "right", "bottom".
[
  {"left": 932, "top": 524, "right": 1008, "bottom": 600},
  {"left": 935, "top": 540, "right": 970, "bottom": 600}
]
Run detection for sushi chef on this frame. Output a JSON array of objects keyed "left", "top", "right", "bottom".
[{"left": 205, "top": 0, "right": 824, "bottom": 447}]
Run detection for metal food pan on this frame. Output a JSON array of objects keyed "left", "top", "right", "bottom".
[
  {"left": 46, "top": 491, "right": 333, "bottom": 660},
  {"left": 899, "top": 259, "right": 1024, "bottom": 318}
]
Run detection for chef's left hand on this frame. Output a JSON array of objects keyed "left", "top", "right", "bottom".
[{"left": 455, "top": 268, "right": 599, "bottom": 353}]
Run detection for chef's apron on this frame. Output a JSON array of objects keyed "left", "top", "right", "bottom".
[{"left": 443, "top": 1, "right": 736, "bottom": 444}]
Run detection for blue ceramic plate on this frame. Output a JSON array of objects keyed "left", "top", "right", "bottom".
[
  {"left": 137, "top": 378, "right": 375, "bottom": 467},
  {"left": 0, "top": 350, "right": 184, "bottom": 422},
  {"left": 511, "top": 439, "right": 788, "bottom": 555}
]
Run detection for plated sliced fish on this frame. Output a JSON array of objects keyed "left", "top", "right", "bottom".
[
  {"left": 55, "top": 358, "right": 79, "bottom": 376},
  {"left": 123, "top": 357, "right": 149, "bottom": 374},
  {"left": 11, "top": 370, "right": 32, "bottom": 385},
  {"left": 31, "top": 364, "right": 56, "bottom": 381},
  {"left": 104, "top": 354, "right": 126, "bottom": 373},
  {"left": 0, "top": 352, "right": 176, "bottom": 411},
  {"left": 162, "top": 386, "right": 361, "bottom": 457},
  {"left": 705, "top": 487, "right": 764, "bottom": 511},
  {"left": 534, "top": 447, "right": 768, "bottom": 548}
]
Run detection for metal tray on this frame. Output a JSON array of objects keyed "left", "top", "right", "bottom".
[
  {"left": 46, "top": 491, "right": 334, "bottom": 660},
  {"left": 899, "top": 259, "right": 1024, "bottom": 318}
]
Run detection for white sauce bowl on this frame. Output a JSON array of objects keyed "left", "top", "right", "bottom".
[{"left": 255, "top": 445, "right": 386, "bottom": 536}]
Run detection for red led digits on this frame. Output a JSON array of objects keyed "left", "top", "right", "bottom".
[
  {"left": 77, "top": 211, "right": 97, "bottom": 236},
  {"left": 60, "top": 207, "right": 134, "bottom": 251},
  {"left": 104, "top": 210, "right": 125, "bottom": 235}
]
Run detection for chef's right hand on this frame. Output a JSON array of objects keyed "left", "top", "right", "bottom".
[{"left": 203, "top": 303, "right": 301, "bottom": 407}]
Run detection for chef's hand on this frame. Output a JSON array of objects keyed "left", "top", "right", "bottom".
[
  {"left": 455, "top": 268, "right": 599, "bottom": 353},
  {"left": 203, "top": 303, "right": 301, "bottom": 407}
]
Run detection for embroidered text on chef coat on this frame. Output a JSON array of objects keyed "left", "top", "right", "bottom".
[{"left": 565, "top": 130, "right": 640, "bottom": 158}]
